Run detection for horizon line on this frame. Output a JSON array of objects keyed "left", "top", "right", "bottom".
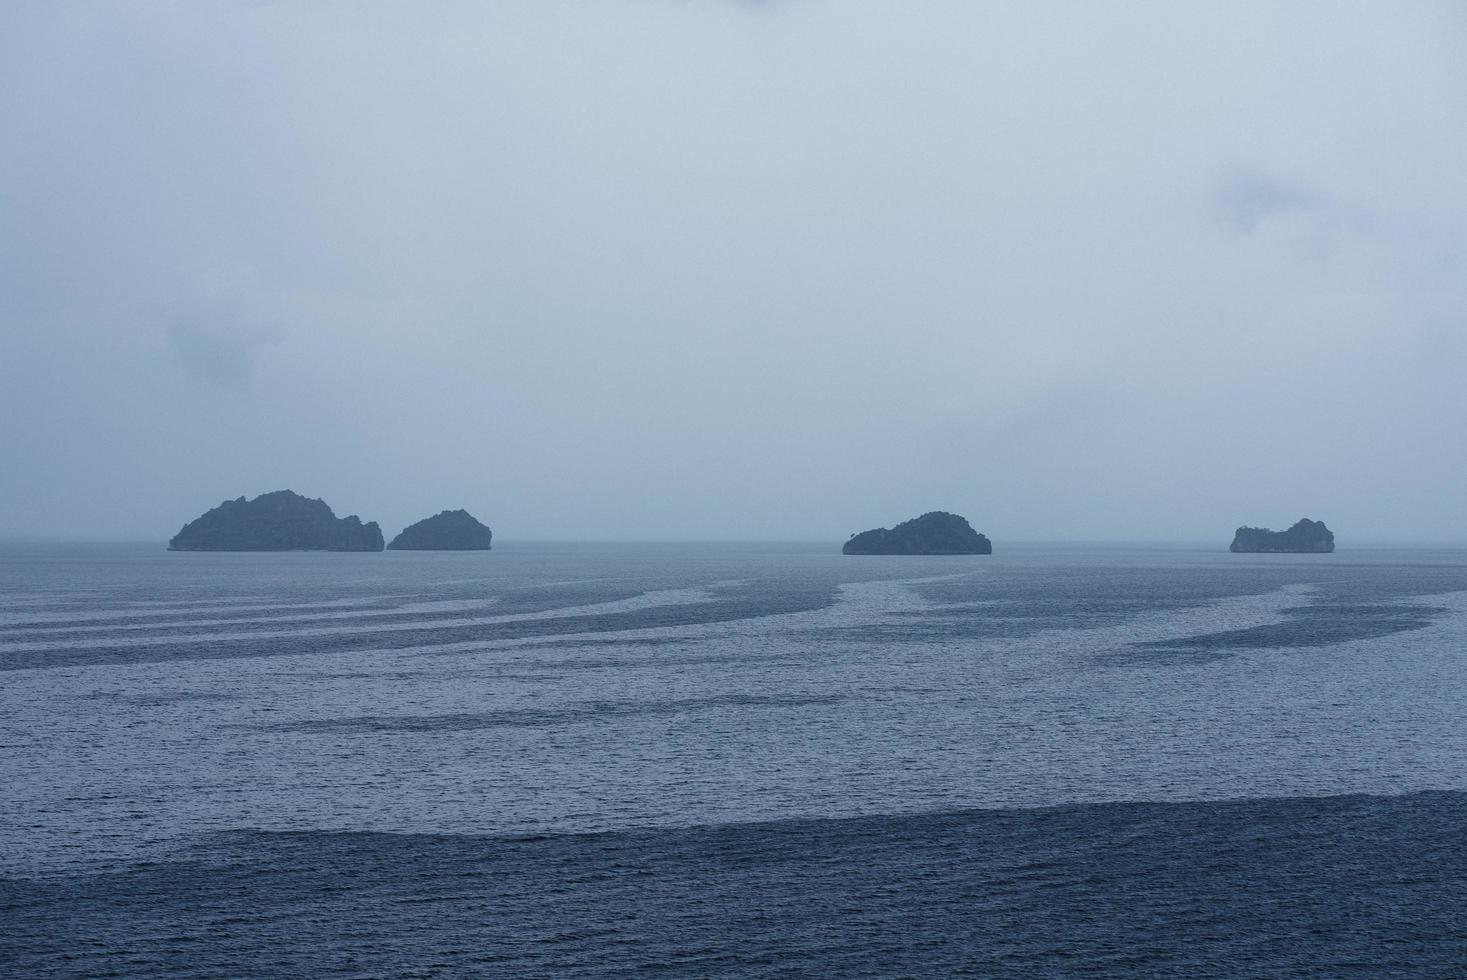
[{"left": 6, "top": 536, "right": 1467, "bottom": 549}]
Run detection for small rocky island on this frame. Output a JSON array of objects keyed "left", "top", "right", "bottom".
[
  {"left": 1230, "top": 518, "right": 1335, "bottom": 553},
  {"left": 843, "top": 511, "right": 992, "bottom": 555},
  {"left": 387, "top": 509, "right": 493, "bottom": 550},
  {"left": 168, "top": 490, "right": 384, "bottom": 552}
]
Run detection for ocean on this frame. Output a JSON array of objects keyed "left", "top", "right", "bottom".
[{"left": 2, "top": 541, "right": 1466, "bottom": 976}]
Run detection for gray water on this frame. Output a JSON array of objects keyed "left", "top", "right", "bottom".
[{"left": 3, "top": 542, "right": 1466, "bottom": 975}]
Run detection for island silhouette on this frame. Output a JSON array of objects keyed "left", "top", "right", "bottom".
[
  {"left": 388, "top": 509, "right": 493, "bottom": 550},
  {"left": 843, "top": 511, "right": 992, "bottom": 555},
  {"left": 168, "top": 490, "right": 384, "bottom": 552},
  {"left": 166, "top": 494, "right": 1345, "bottom": 556},
  {"left": 1230, "top": 518, "right": 1335, "bottom": 553}
]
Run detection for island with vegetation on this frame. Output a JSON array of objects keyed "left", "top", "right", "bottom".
[
  {"left": 1230, "top": 518, "right": 1335, "bottom": 553},
  {"left": 387, "top": 509, "right": 493, "bottom": 550},
  {"left": 168, "top": 490, "right": 384, "bottom": 552},
  {"left": 843, "top": 511, "right": 992, "bottom": 555}
]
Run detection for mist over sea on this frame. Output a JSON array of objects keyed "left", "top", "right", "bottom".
[{"left": 4, "top": 541, "right": 1467, "bottom": 975}]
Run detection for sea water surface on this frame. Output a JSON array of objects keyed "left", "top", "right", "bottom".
[{"left": 2, "top": 541, "right": 1466, "bottom": 976}]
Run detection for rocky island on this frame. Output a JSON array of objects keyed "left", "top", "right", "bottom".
[
  {"left": 843, "top": 511, "right": 992, "bottom": 555},
  {"left": 1230, "top": 518, "right": 1335, "bottom": 553},
  {"left": 387, "top": 509, "right": 493, "bottom": 550},
  {"left": 168, "top": 490, "right": 384, "bottom": 552}
]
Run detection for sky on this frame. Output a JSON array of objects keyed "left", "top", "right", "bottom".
[{"left": 3, "top": 1, "right": 1466, "bottom": 542}]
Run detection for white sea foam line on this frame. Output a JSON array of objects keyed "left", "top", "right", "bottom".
[
  {"left": 0, "top": 597, "right": 509, "bottom": 636},
  {"left": 332, "top": 583, "right": 1460, "bottom": 675},
  {"left": 110, "top": 594, "right": 425, "bottom": 609},
  {"left": 0, "top": 579, "right": 664, "bottom": 628},
  {"left": 425, "top": 576, "right": 612, "bottom": 589},
  {"left": 0, "top": 577, "right": 1325, "bottom": 675},
  {"left": 332, "top": 579, "right": 1313, "bottom": 675},
  {"left": 0, "top": 587, "right": 717, "bottom": 654},
  {"left": 91, "top": 576, "right": 1298, "bottom": 672},
  {"left": 329, "top": 579, "right": 1321, "bottom": 665},
  {"left": 1028, "top": 583, "right": 1467, "bottom": 664},
  {"left": 0, "top": 595, "right": 418, "bottom": 627}
]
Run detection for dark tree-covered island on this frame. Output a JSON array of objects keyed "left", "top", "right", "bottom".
[
  {"left": 1230, "top": 518, "right": 1335, "bottom": 554},
  {"left": 843, "top": 511, "right": 992, "bottom": 555},
  {"left": 387, "top": 509, "right": 493, "bottom": 551},
  {"left": 168, "top": 490, "right": 384, "bottom": 552}
]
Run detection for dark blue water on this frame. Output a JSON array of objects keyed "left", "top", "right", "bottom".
[{"left": 3, "top": 542, "right": 1467, "bottom": 975}]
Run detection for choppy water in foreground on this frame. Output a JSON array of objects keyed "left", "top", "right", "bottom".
[{"left": 3, "top": 541, "right": 1466, "bottom": 976}]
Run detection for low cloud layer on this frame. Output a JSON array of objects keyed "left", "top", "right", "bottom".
[
  {"left": 166, "top": 320, "right": 275, "bottom": 388},
  {"left": 1210, "top": 164, "right": 1334, "bottom": 234},
  {"left": 165, "top": 268, "right": 282, "bottom": 388}
]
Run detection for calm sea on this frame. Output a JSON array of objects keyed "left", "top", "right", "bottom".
[{"left": 3, "top": 541, "right": 1466, "bottom": 976}]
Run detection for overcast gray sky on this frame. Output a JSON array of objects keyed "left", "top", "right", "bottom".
[{"left": 3, "top": 1, "right": 1466, "bottom": 542}]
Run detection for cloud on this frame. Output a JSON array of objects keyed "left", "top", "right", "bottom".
[
  {"left": 1208, "top": 163, "right": 1332, "bottom": 234},
  {"left": 164, "top": 266, "right": 283, "bottom": 389},
  {"left": 165, "top": 319, "right": 278, "bottom": 388}
]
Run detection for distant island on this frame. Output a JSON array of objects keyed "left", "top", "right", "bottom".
[
  {"left": 1230, "top": 518, "right": 1335, "bottom": 553},
  {"left": 387, "top": 509, "right": 493, "bottom": 551},
  {"left": 168, "top": 490, "right": 384, "bottom": 552},
  {"left": 843, "top": 511, "right": 992, "bottom": 555}
]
